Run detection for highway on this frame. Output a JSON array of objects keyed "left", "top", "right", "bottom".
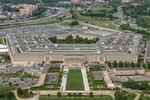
[{"left": 0, "top": 7, "right": 71, "bottom": 27}]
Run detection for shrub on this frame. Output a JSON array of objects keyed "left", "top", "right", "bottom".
[
  {"left": 78, "top": 93, "right": 82, "bottom": 97},
  {"left": 73, "top": 93, "right": 77, "bottom": 97},
  {"left": 57, "top": 92, "right": 61, "bottom": 97},
  {"left": 67, "top": 93, "right": 72, "bottom": 97},
  {"left": 89, "top": 92, "right": 93, "bottom": 97}
]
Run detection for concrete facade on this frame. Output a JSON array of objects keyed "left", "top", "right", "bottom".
[
  {"left": 5, "top": 25, "right": 142, "bottom": 65},
  {"left": 113, "top": 67, "right": 145, "bottom": 76}
]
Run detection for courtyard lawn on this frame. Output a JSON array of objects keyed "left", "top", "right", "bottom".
[
  {"left": 0, "top": 71, "right": 23, "bottom": 78},
  {"left": 18, "top": 72, "right": 38, "bottom": 78},
  {"left": 66, "top": 69, "right": 84, "bottom": 90},
  {"left": 39, "top": 95, "right": 113, "bottom": 100},
  {"left": 0, "top": 38, "right": 4, "bottom": 44}
]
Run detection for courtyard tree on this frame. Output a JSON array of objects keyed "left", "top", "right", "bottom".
[
  {"left": 89, "top": 92, "right": 93, "bottom": 97},
  {"left": 57, "top": 92, "right": 61, "bottom": 97},
  {"left": 118, "top": 61, "right": 123, "bottom": 68},
  {"left": 147, "top": 63, "right": 150, "bottom": 69},
  {"left": 106, "top": 61, "right": 112, "bottom": 67},
  {"left": 124, "top": 61, "right": 129, "bottom": 67},
  {"left": 130, "top": 62, "right": 135, "bottom": 67},
  {"left": 113, "top": 61, "right": 118, "bottom": 67}
]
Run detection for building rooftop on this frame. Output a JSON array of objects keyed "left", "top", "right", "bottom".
[
  {"left": 5, "top": 25, "right": 142, "bottom": 56},
  {"left": 115, "top": 67, "right": 144, "bottom": 71}
]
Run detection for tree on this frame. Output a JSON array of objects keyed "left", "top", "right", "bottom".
[
  {"left": 140, "top": 81, "right": 150, "bottom": 90},
  {"left": 70, "top": 21, "right": 79, "bottom": 26},
  {"left": 89, "top": 92, "right": 93, "bottom": 97},
  {"left": 142, "top": 63, "right": 146, "bottom": 68},
  {"left": 32, "top": 7, "right": 47, "bottom": 17},
  {"left": 124, "top": 61, "right": 129, "bottom": 67},
  {"left": 147, "top": 63, "right": 150, "bottom": 69},
  {"left": 8, "top": 82, "right": 12, "bottom": 86},
  {"left": 113, "top": 61, "right": 118, "bottom": 67},
  {"left": 136, "top": 62, "right": 141, "bottom": 67},
  {"left": 57, "top": 92, "right": 61, "bottom": 97},
  {"left": 118, "top": 61, "right": 123, "bottom": 68},
  {"left": 106, "top": 61, "right": 112, "bottom": 67},
  {"left": 17, "top": 87, "right": 23, "bottom": 95},
  {"left": 130, "top": 62, "right": 135, "bottom": 67},
  {"left": 78, "top": 93, "right": 82, "bottom": 97}
]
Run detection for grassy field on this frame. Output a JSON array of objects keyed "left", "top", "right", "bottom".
[
  {"left": 0, "top": 38, "right": 4, "bottom": 44},
  {"left": 0, "top": 86, "right": 16, "bottom": 100},
  {"left": 72, "top": 10, "right": 119, "bottom": 30},
  {"left": 18, "top": 72, "right": 38, "bottom": 78},
  {"left": 66, "top": 69, "right": 84, "bottom": 90},
  {"left": 0, "top": 71, "right": 23, "bottom": 78},
  {"left": 39, "top": 95, "right": 113, "bottom": 100},
  {"left": 0, "top": 71, "right": 37, "bottom": 78}
]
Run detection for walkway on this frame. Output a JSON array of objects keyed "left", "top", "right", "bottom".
[
  {"left": 34, "top": 74, "right": 46, "bottom": 86},
  {"left": 81, "top": 68, "right": 90, "bottom": 92},
  {"left": 60, "top": 68, "right": 68, "bottom": 92},
  {"left": 102, "top": 70, "right": 115, "bottom": 88}
]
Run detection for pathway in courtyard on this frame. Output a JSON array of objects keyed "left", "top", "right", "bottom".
[
  {"left": 81, "top": 68, "right": 90, "bottom": 92},
  {"left": 60, "top": 68, "right": 68, "bottom": 92},
  {"left": 34, "top": 74, "right": 46, "bottom": 86}
]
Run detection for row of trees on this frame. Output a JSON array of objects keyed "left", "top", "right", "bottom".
[
  {"left": 81, "top": 9, "right": 117, "bottom": 19},
  {"left": 123, "top": 81, "right": 150, "bottom": 90},
  {"left": 115, "top": 91, "right": 136, "bottom": 100},
  {"left": 49, "top": 35, "right": 100, "bottom": 44},
  {"left": 106, "top": 61, "right": 150, "bottom": 68},
  {"left": 57, "top": 92, "right": 93, "bottom": 97}
]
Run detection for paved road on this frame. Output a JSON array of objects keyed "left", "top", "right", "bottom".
[{"left": 0, "top": 7, "right": 71, "bottom": 27}]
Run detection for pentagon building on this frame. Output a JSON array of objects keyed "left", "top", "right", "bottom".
[{"left": 6, "top": 26, "right": 142, "bottom": 65}]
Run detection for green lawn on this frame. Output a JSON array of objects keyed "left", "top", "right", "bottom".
[
  {"left": 0, "top": 38, "right": 4, "bottom": 44},
  {"left": 0, "top": 71, "right": 38, "bottom": 78},
  {"left": 18, "top": 72, "right": 38, "bottom": 78},
  {"left": 39, "top": 95, "right": 113, "bottom": 100},
  {"left": 66, "top": 69, "right": 84, "bottom": 90},
  {"left": 72, "top": 10, "right": 119, "bottom": 30},
  {"left": 30, "top": 84, "right": 59, "bottom": 90},
  {"left": 0, "top": 71, "right": 23, "bottom": 78},
  {"left": 0, "top": 86, "right": 16, "bottom": 100}
]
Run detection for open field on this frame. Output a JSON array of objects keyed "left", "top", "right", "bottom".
[
  {"left": 72, "top": 10, "right": 119, "bottom": 30},
  {"left": 39, "top": 95, "right": 113, "bottom": 100},
  {"left": 66, "top": 69, "right": 84, "bottom": 90}
]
